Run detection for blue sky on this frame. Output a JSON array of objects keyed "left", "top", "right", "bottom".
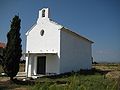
[{"left": 0, "top": 0, "right": 120, "bottom": 62}]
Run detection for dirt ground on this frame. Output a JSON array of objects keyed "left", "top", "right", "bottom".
[
  {"left": 0, "top": 74, "right": 29, "bottom": 89},
  {"left": 0, "top": 64, "right": 29, "bottom": 90},
  {"left": 0, "top": 77, "right": 29, "bottom": 90}
]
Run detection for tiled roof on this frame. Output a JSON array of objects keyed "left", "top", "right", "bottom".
[{"left": 0, "top": 42, "right": 5, "bottom": 48}]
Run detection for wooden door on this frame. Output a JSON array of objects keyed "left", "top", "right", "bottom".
[{"left": 37, "top": 56, "right": 46, "bottom": 74}]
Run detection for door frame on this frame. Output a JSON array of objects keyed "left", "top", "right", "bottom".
[{"left": 36, "top": 56, "right": 46, "bottom": 74}]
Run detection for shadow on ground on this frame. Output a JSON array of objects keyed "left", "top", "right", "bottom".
[
  {"left": 41, "top": 68, "right": 110, "bottom": 79},
  {"left": 0, "top": 78, "right": 35, "bottom": 90}
]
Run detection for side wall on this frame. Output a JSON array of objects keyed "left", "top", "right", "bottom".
[{"left": 60, "top": 30, "right": 92, "bottom": 73}]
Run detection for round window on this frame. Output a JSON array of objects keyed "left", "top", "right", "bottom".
[{"left": 40, "top": 30, "right": 44, "bottom": 36}]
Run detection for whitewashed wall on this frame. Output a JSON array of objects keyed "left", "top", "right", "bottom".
[
  {"left": 26, "top": 8, "right": 62, "bottom": 75},
  {"left": 25, "top": 54, "right": 35, "bottom": 77},
  {"left": 26, "top": 8, "right": 62, "bottom": 54},
  {"left": 30, "top": 54, "right": 60, "bottom": 75},
  {"left": 60, "top": 29, "right": 92, "bottom": 73},
  {"left": 26, "top": 21, "right": 61, "bottom": 54},
  {"left": 25, "top": 8, "right": 93, "bottom": 76},
  {"left": 46, "top": 54, "right": 60, "bottom": 74}
]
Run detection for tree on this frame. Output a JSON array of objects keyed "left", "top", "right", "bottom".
[{"left": 2, "top": 15, "right": 22, "bottom": 80}]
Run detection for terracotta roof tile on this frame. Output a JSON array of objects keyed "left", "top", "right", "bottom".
[{"left": 0, "top": 42, "right": 5, "bottom": 48}]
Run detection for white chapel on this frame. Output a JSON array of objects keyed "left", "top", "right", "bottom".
[{"left": 25, "top": 8, "right": 93, "bottom": 78}]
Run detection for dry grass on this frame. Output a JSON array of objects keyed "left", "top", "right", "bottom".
[
  {"left": 106, "top": 71, "right": 120, "bottom": 79},
  {"left": 92, "top": 63, "right": 120, "bottom": 71},
  {"left": 93, "top": 63, "right": 120, "bottom": 79}
]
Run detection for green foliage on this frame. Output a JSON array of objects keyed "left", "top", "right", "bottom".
[
  {"left": 0, "top": 65, "right": 4, "bottom": 74},
  {"left": 2, "top": 15, "right": 22, "bottom": 80},
  {"left": 31, "top": 74, "right": 118, "bottom": 90},
  {"left": 32, "top": 81, "right": 50, "bottom": 90}
]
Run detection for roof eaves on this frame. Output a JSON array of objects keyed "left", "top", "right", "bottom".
[
  {"left": 49, "top": 19, "right": 63, "bottom": 28},
  {"left": 45, "top": 19, "right": 93, "bottom": 43},
  {"left": 61, "top": 27, "right": 94, "bottom": 43},
  {"left": 26, "top": 23, "right": 37, "bottom": 35}
]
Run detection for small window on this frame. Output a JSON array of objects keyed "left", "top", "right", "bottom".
[
  {"left": 40, "top": 30, "right": 44, "bottom": 36},
  {"left": 42, "top": 10, "right": 45, "bottom": 17}
]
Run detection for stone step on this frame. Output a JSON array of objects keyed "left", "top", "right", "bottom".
[{"left": 17, "top": 72, "right": 26, "bottom": 77}]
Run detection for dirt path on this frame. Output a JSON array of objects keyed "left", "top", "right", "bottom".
[{"left": 0, "top": 77, "right": 29, "bottom": 90}]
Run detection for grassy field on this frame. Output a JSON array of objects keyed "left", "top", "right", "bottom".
[
  {"left": 31, "top": 73, "right": 119, "bottom": 90},
  {"left": 0, "top": 63, "right": 120, "bottom": 90}
]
